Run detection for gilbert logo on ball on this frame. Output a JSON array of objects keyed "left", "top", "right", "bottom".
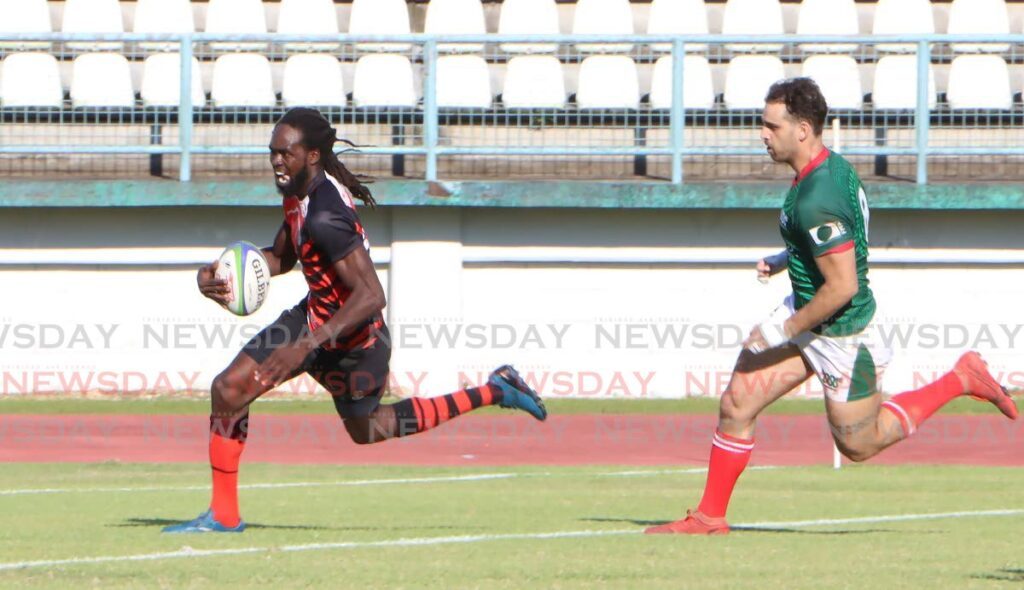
[{"left": 215, "top": 241, "right": 270, "bottom": 316}]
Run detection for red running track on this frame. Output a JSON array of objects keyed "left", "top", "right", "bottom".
[{"left": 0, "top": 414, "right": 1020, "bottom": 466}]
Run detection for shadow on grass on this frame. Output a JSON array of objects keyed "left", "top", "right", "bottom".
[
  {"left": 114, "top": 518, "right": 480, "bottom": 533},
  {"left": 582, "top": 517, "right": 907, "bottom": 536},
  {"left": 970, "top": 568, "right": 1024, "bottom": 583}
]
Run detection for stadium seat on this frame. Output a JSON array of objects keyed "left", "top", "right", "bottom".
[
  {"left": 277, "top": 0, "right": 340, "bottom": 50},
  {"left": 871, "top": 55, "right": 936, "bottom": 110},
  {"left": 796, "top": 0, "right": 859, "bottom": 53},
  {"left": 946, "top": 55, "right": 1011, "bottom": 110},
  {"left": 647, "top": 0, "right": 709, "bottom": 53},
  {"left": 572, "top": 0, "right": 634, "bottom": 53},
  {"left": 352, "top": 54, "right": 417, "bottom": 108},
  {"left": 134, "top": 0, "right": 194, "bottom": 50},
  {"left": 210, "top": 53, "right": 276, "bottom": 108},
  {"left": 722, "top": 0, "right": 784, "bottom": 53},
  {"left": 206, "top": 0, "right": 268, "bottom": 50},
  {"left": 576, "top": 56, "right": 639, "bottom": 110},
  {"left": 0, "top": 53, "right": 63, "bottom": 108},
  {"left": 649, "top": 55, "right": 715, "bottom": 110},
  {"left": 349, "top": 0, "right": 412, "bottom": 52},
  {"left": 498, "top": 0, "right": 559, "bottom": 54},
  {"left": 0, "top": 0, "right": 53, "bottom": 50},
  {"left": 281, "top": 54, "right": 345, "bottom": 108},
  {"left": 141, "top": 53, "right": 206, "bottom": 108},
  {"left": 425, "top": 0, "right": 487, "bottom": 53},
  {"left": 63, "top": 0, "right": 124, "bottom": 51},
  {"left": 948, "top": 0, "right": 1010, "bottom": 53},
  {"left": 70, "top": 53, "right": 134, "bottom": 108},
  {"left": 873, "top": 0, "right": 935, "bottom": 53},
  {"left": 501, "top": 56, "right": 566, "bottom": 109},
  {"left": 724, "top": 55, "right": 785, "bottom": 110},
  {"left": 801, "top": 55, "right": 862, "bottom": 110},
  {"left": 436, "top": 55, "right": 492, "bottom": 109}
]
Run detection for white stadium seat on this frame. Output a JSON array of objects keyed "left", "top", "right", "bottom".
[
  {"left": 946, "top": 55, "right": 1011, "bottom": 110},
  {"left": 873, "top": 0, "right": 935, "bottom": 53},
  {"left": 948, "top": 0, "right": 1010, "bottom": 53},
  {"left": 498, "top": 0, "right": 559, "bottom": 54},
  {"left": 141, "top": 53, "right": 206, "bottom": 108},
  {"left": 796, "top": 0, "right": 859, "bottom": 53},
  {"left": 724, "top": 55, "right": 785, "bottom": 110},
  {"left": 350, "top": 0, "right": 412, "bottom": 52},
  {"left": 425, "top": 0, "right": 487, "bottom": 53},
  {"left": 576, "top": 56, "right": 639, "bottom": 110},
  {"left": 282, "top": 54, "right": 346, "bottom": 108},
  {"left": 801, "top": 55, "right": 863, "bottom": 110},
  {"left": 0, "top": 0, "right": 53, "bottom": 49},
  {"left": 647, "top": 0, "right": 709, "bottom": 53},
  {"left": 501, "top": 56, "right": 566, "bottom": 109},
  {"left": 353, "top": 54, "right": 417, "bottom": 108},
  {"left": 572, "top": 0, "right": 634, "bottom": 53},
  {"left": 134, "top": 0, "right": 194, "bottom": 50},
  {"left": 649, "top": 55, "right": 715, "bottom": 110},
  {"left": 211, "top": 53, "right": 276, "bottom": 108},
  {"left": 871, "top": 55, "right": 936, "bottom": 110},
  {"left": 63, "top": 0, "right": 124, "bottom": 51},
  {"left": 722, "top": 0, "right": 784, "bottom": 53},
  {"left": 436, "top": 55, "right": 492, "bottom": 109},
  {"left": 71, "top": 53, "right": 134, "bottom": 108},
  {"left": 206, "top": 0, "right": 268, "bottom": 50},
  {"left": 277, "top": 0, "right": 340, "bottom": 50},
  {"left": 0, "top": 53, "right": 63, "bottom": 108}
]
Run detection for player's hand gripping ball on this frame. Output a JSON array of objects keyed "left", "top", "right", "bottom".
[{"left": 214, "top": 241, "right": 271, "bottom": 316}]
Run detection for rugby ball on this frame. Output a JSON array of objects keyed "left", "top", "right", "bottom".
[{"left": 215, "top": 241, "right": 270, "bottom": 316}]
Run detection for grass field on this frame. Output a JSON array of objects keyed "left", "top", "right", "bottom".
[{"left": 1, "top": 462, "right": 1022, "bottom": 588}]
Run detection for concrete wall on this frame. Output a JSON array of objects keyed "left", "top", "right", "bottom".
[{"left": 3, "top": 205, "right": 1024, "bottom": 399}]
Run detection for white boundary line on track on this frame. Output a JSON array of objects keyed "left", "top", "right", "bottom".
[
  {"left": 0, "top": 508, "right": 1021, "bottom": 572},
  {"left": 0, "top": 466, "right": 783, "bottom": 497}
]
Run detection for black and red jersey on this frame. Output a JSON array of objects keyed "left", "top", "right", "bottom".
[{"left": 281, "top": 171, "right": 384, "bottom": 350}]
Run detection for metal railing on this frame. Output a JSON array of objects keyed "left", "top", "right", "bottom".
[{"left": 2, "top": 32, "right": 1024, "bottom": 184}]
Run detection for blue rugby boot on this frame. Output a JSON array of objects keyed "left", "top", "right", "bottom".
[
  {"left": 162, "top": 509, "right": 246, "bottom": 534},
  {"left": 489, "top": 365, "right": 548, "bottom": 421}
]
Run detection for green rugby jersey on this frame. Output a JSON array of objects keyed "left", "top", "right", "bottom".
[{"left": 779, "top": 148, "right": 875, "bottom": 337}]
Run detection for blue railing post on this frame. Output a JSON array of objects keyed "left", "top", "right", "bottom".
[
  {"left": 423, "top": 39, "right": 439, "bottom": 182},
  {"left": 670, "top": 39, "right": 686, "bottom": 185},
  {"left": 178, "top": 34, "right": 194, "bottom": 182},
  {"left": 915, "top": 39, "right": 930, "bottom": 186}
]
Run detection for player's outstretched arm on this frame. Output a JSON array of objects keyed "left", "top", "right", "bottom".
[
  {"left": 261, "top": 222, "right": 297, "bottom": 277},
  {"left": 254, "top": 246, "right": 385, "bottom": 388},
  {"left": 786, "top": 248, "right": 858, "bottom": 336}
]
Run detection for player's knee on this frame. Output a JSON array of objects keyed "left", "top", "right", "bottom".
[
  {"left": 211, "top": 372, "right": 246, "bottom": 413},
  {"left": 833, "top": 438, "right": 876, "bottom": 463},
  {"left": 343, "top": 419, "right": 377, "bottom": 445},
  {"left": 719, "top": 390, "right": 757, "bottom": 425}
]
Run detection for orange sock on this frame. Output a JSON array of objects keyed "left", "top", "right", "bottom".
[
  {"left": 209, "top": 430, "right": 245, "bottom": 527},
  {"left": 696, "top": 429, "right": 754, "bottom": 518},
  {"left": 881, "top": 371, "right": 963, "bottom": 437}
]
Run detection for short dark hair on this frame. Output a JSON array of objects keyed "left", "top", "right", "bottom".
[{"left": 765, "top": 78, "right": 828, "bottom": 136}]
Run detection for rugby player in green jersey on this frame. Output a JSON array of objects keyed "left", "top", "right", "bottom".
[{"left": 647, "top": 78, "right": 1018, "bottom": 536}]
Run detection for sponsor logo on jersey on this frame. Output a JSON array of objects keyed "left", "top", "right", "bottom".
[
  {"left": 779, "top": 210, "right": 789, "bottom": 229},
  {"left": 808, "top": 221, "right": 847, "bottom": 246}
]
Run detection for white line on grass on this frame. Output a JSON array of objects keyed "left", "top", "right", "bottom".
[
  {"left": 0, "top": 508, "right": 1021, "bottom": 572},
  {"left": 0, "top": 466, "right": 751, "bottom": 496}
]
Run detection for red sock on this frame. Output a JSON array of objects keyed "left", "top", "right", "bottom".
[
  {"left": 696, "top": 429, "right": 754, "bottom": 519},
  {"left": 881, "top": 371, "right": 963, "bottom": 437},
  {"left": 209, "top": 413, "right": 247, "bottom": 527},
  {"left": 392, "top": 384, "right": 501, "bottom": 436}
]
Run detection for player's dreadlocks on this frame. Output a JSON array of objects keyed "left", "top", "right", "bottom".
[{"left": 276, "top": 107, "right": 377, "bottom": 209}]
